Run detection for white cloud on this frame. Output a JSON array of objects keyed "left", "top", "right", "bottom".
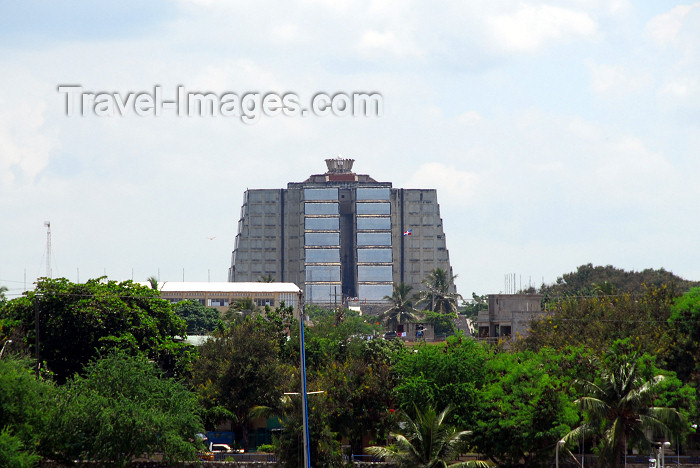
[
  {"left": 404, "top": 163, "right": 479, "bottom": 201},
  {"left": 358, "top": 29, "right": 424, "bottom": 59},
  {"left": 587, "top": 61, "right": 651, "bottom": 94},
  {"left": 0, "top": 71, "right": 55, "bottom": 185},
  {"left": 647, "top": 3, "right": 699, "bottom": 45},
  {"left": 487, "top": 4, "right": 597, "bottom": 53}
]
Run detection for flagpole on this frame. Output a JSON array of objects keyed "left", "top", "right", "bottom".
[{"left": 299, "top": 301, "right": 311, "bottom": 468}]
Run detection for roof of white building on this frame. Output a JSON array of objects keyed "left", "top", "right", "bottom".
[{"left": 149, "top": 282, "right": 302, "bottom": 294}]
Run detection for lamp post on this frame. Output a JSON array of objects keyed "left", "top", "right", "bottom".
[
  {"left": 556, "top": 439, "right": 565, "bottom": 468},
  {"left": 0, "top": 339, "right": 12, "bottom": 358},
  {"left": 661, "top": 441, "right": 671, "bottom": 468}
]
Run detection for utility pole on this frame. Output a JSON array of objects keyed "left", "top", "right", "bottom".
[
  {"left": 44, "top": 221, "right": 52, "bottom": 278},
  {"left": 34, "top": 298, "right": 40, "bottom": 377}
]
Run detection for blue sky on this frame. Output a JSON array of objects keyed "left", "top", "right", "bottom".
[{"left": 1, "top": 0, "right": 699, "bottom": 299}]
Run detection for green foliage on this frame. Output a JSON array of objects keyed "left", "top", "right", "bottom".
[
  {"left": 192, "top": 307, "right": 295, "bottom": 450},
  {"left": 393, "top": 334, "right": 487, "bottom": 430},
  {"left": 517, "top": 285, "right": 676, "bottom": 356},
  {"left": 564, "top": 341, "right": 689, "bottom": 468},
  {"left": 418, "top": 268, "right": 462, "bottom": 313},
  {"left": 423, "top": 309, "right": 457, "bottom": 336},
  {"left": 473, "top": 348, "right": 582, "bottom": 467},
  {"left": 381, "top": 283, "right": 419, "bottom": 331},
  {"left": 664, "top": 287, "right": 700, "bottom": 384},
  {"left": 42, "top": 351, "right": 202, "bottom": 467},
  {"left": 274, "top": 393, "right": 344, "bottom": 468},
  {"left": 0, "top": 427, "right": 40, "bottom": 468},
  {"left": 173, "top": 300, "right": 222, "bottom": 334},
  {"left": 256, "top": 443, "right": 275, "bottom": 453},
  {"left": 318, "top": 337, "right": 401, "bottom": 454},
  {"left": 366, "top": 404, "right": 487, "bottom": 468},
  {"left": 0, "top": 277, "right": 190, "bottom": 383},
  {"left": 540, "top": 263, "right": 698, "bottom": 297},
  {"left": 0, "top": 357, "right": 52, "bottom": 464},
  {"left": 461, "top": 293, "right": 487, "bottom": 319}
]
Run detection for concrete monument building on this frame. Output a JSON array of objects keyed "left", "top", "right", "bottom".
[{"left": 228, "top": 158, "right": 455, "bottom": 306}]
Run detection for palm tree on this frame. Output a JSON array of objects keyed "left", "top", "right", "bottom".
[
  {"left": 146, "top": 276, "right": 159, "bottom": 290},
  {"left": 419, "top": 268, "right": 462, "bottom": 313},
  {"left": 563, "top": 354, "right": 683, "bottom": 468},
  {"left": 380, "top": 283, "right": 419, "bottom": 331},
  {"left": 366, "top": 405, "right": 488, "bottom": 468},
  {"left": 224, "top": 297, "right": 257, "bottom": 321},
  {"left": 257, "top": 274, "right": 275, "bottom": 283}
]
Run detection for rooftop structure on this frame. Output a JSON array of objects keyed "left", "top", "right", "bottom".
[
  {"left": 477, "top": 294, "right": 544, "bottom": 341},
  {"left": 151, "top": 281, "right": 302, "bottom": 313}
]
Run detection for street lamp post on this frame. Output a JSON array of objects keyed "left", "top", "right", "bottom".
[
  {"left": 662, "top": 441, "right": 671, "bottom": 468},
  {"left": 556, "top": 439, "right": 565, "bottom": 468},
  {"left": 0, "top": 339, "right": 12, "bottom": 358}
]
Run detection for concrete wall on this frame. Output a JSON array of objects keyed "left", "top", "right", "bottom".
[{"left": 477, "top": 294, "right": 543, "bottom": 340}]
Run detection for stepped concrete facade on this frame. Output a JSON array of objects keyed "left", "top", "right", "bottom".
[{"left": 229, "top": 158, "right": 455, "bottom": 306}]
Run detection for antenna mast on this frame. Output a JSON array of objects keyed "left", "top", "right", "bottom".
[{"left": 44, "top": 221, "right": 52, "bottom": 278}]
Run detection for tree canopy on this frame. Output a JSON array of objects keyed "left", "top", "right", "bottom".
[
  {"left": 0, "top": 277, "right": 191, "bottom": 382},
  {"left": 42, "top": 351, "right": 203, "bottom": 466}
]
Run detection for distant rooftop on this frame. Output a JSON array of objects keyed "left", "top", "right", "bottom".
[{"left": 147, "top": 282, "right": 302, "bottom": 294}]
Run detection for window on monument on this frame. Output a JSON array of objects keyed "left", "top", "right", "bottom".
[
  {"left": 357, "top": 265, "right": 393, "bottom": 282},
  {"left": 356, "top": 202, "right": 390, "bottom": 215},
  {"left": 305, "top": 232, "right": 340, "bottom": 246},
  {"left": 305, "top": 248, "right": 340, "bottom": 263},
  {"left": 357, "top": 232, "right": 391, "bottom": 246},
  {"left": 356, "top": 187, "right": 390, "bottom": 200},
  {"left": 357, "top": 248, "right": 392, "bottom": 263},
  {"left": 306, "top": 265, "right": 341, "bottom": 282},
  {"left": 357, "top": 284, "right": 393, "bottom": 301},
  {"left": 304, "top": 188, "right": 339, "bottom": 201},
  {"left": 306, "top": 284, "right": 340, "bottom": 303},
  {"left": 356, "top": 217, "right": 391, "bottom": 230},
  {"left": 304, "top": 203, "right": 339, "bottom": 215},
  {"left": 305, "top": 217, "right": 340, "bottom": 230}
]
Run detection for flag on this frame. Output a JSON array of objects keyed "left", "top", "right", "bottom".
[{"left": 403, "top": 229, "right": 412, "bottom": 236}]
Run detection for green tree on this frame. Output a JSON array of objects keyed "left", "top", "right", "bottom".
[
  {"left": 664, "top": 287, "right": 700, "bottom": 384},
  {"left": 418, "top": 268, "right": 462, "bottom": 313},
  {"left": 191, "top": 309, "right": 294, "bottom": 451},
  {"left": 318, "top": 338, "right": 401, "bottom": 454},
  {"left": 146, "top": 276, "right": 159, "bottom": 290},
  {"left": 0, "top": 285, "right": 8, "bottom": 302},
  {"left": 423, "top": 309, "right": 457, "bottom": 336},
  {"left": 564, "top": 343, "right": 686, "bottom": 468},
  {"left": 366, "top": 404, "right": 487, "bottom": 468},
  {"left": 0, "top": 357, "right": 52, "bottom": 466},
  {"left": 272, "top": 393, "right": 344, "bottom": 468},
  {"left": 473, "top": 348, "right": 581, "bottom": 467},
  {"left": 42, "top": 351, "right": 202, "bottom": 467},
  {"left": 224, "top": 297, "right": 257, "bottom": 320},
  {"left": 0, "top": 277, "right": 190, "bottom": 383},
  {"left": 539, "top": 264, "right": 699, "bottom": 297},
  {"left": 517, "top": 285, "right": 675, "bottom": 356},
  {"left": 0, "top": 426, "right": 41, "bottom": 468},
  {"left": 173, "top": 300, "right": 222, "bottom": 334},
  {"left": 461, "top": 293, "right": 487, "bottom": 319},
  {"left": 393, "top": 334, "right": 487, "bottom": 430},
  {"left": 381, "top": 283, "right": 419, "bottom": 331}
]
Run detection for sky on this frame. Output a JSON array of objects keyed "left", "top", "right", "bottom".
[{"left": 1, "top": 0, "right": 699, "bottom": 300}]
